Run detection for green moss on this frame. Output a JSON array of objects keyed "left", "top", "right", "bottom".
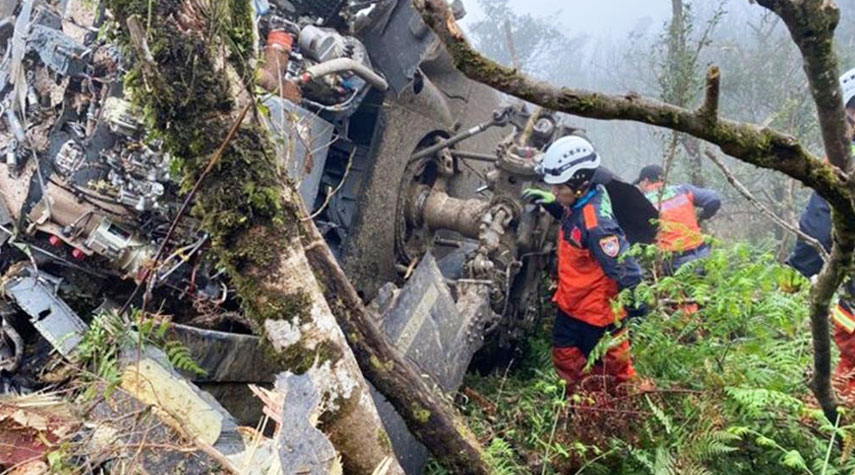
[
  {"left": 377, "top": 429, "right": 392, "bottom": 452},
  {"left": 369, "top": 355, "right": 394, "bottom": 373},
  {"left": 108, "top": 1, "right": 325, "bottom": 371},
  {"left": 262, "top": 338, "right": 342, "bottom": 375},
  {"left": 412, "top": 404, "right": 431, "bottom": 424},
  {"left": 227, "top": 0, "right": 256, "bottom": 83},
  {"left": 104, "top": 0, "right": 181, "bottom": 26}
]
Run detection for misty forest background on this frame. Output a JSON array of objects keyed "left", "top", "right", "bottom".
[{"left": 462, "top": 0, "right": 855, "bottom": 256}]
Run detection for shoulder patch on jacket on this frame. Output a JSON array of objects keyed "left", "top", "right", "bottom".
[{"left": 599, "top": 235, "right": 620, "bottom": 257}]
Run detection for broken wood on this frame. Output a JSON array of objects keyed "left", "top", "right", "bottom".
[{"left": 698, "top": 66, "right": 720, "bottom": 122}]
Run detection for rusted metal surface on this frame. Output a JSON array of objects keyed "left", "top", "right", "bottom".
[{"left": 417, "top": 186, "right": 488, "bottom": 239}]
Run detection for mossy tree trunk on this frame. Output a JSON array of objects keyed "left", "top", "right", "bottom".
[
  {"left": 415, "top": 0, "right": 855, "bottom": 423},
  {"left": 107, "top": 1, "right": 403, "bottom": 472}
]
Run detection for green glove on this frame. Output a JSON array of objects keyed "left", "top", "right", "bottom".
[{"left": 521, "top": 188, "right": 555, "bottom": 205}]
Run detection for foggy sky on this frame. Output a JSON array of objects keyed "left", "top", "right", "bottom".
[
  {"left": 461, "top": 0, "right": 671, "bottom": 41},
  {"left": 460, "top": 0, "right": 768, "bottom": 55}
]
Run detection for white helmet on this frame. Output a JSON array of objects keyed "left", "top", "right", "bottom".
[
  {"left": 841, "top": 67, "right": 855, "bottom": 107},
  {"left": 538, "top": 135, "right": 600, "bottom": 187}
]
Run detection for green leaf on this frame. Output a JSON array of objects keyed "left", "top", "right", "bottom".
[{"left": 781, "top": 450, "right": 807, "bottom": 470}]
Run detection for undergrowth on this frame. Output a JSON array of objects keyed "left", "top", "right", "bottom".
[
  {"left": 428, "top": 243, "right": 855, "bottom": 474},
  {"left": 75, "top": 309, "right": 205, "bottom": 400}
]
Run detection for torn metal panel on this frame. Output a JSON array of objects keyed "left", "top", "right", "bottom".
[
  {"left": 263, "top": 96, "right": 334, "bottom": 210},
  {"left": 3, "top": 270, "right": 87, "bottom": 358},
  {"left": 26, "top": 24, "right": 88, "bottom": 76},
  {"left": 357, "top": 0, "right": 435, "bottom": 93},
  {"left": 379, "top": 252, "right": 475, "bottom": 391},
  {"left": 169, "top": 323, "right": 277, "bottom": 383}
]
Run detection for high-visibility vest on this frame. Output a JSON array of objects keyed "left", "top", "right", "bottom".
[
  {"left": 833, "top": 304, "right": 855, "bottom": 334},
  {"left": 644, "top": 184, "right": 705, "bottom": 252}
]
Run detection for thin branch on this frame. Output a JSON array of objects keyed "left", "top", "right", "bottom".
[
  {"left": 810, "top": 239, "right": 850, "bottom": 423},
  {"left": 704, "top": 148, "right": 829, "bottom": 262},
  {"left": 502, "top": 20, "right": 521, "bottom": 71}
]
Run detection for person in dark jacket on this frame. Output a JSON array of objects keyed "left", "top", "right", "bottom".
[
  {"left": 523, "top": 135, "right": 645, "bottom": 388},
  {"left": 635, "top": 165, "right": 721, "bottom": 274},
  {"left": 789, "top": 66, "right": 855, "bottom": 400}
]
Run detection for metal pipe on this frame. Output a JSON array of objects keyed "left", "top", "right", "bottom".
[
  {"left": 411, "top": 120, "right": 498, "bottom": 161},
  {"left": 434, "top": 237, "right": 465, "bottom": 247},
  {"left": 5, "top": 106, "right": 25, "bottom": 143},
  {"left": 450, "top": 150, "right": 497, "bottom": 162},
  {"left": 302, "top": 57, "right": 389, "bottom": 91},
  {"left": 421, "top": 190, "right": 489, "bottom": 239}
]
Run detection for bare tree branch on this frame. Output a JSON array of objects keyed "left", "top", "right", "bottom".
[
  {"left": 699, "top": 66, "right": 720, "bottom": 123},
  {"left": 704, "top": 148, "right": 829, "bottom": 261},
  {"left": 810, "top": 238, "right": 852, "bottom": 422},
  {"left": 754, "top": 0, "right": 855, "bottom": 423}
]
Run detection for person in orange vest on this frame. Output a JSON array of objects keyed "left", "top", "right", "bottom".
[
  {"left": 788, "top": 66, "right": 855, "bottom": 400},
  {"left": 523, "top": 135, "right": 646, "bottom": 388},
  {"left": 635, "top": 165, "right": 721, "bottom": 274}
]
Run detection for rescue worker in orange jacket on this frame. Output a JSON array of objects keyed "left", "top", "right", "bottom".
[
  {"left": 788, "top": 66, "right": 855, "bottom": 400},
  {"left": 523, "top": 135, "right": 646, "bottom": 388},
  {"left": 635, "top": 165, "right": 721, "bottom": 274}
]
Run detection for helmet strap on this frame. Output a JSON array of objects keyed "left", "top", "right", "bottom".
[{"left": 570, "top": 182, "right": 591, "bottom": 197}]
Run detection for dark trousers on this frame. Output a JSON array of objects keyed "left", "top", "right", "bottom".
[
  {"left": 663, "top": 243, "right": 710, "bottom": 276},
  {"left": 551, "top": 309, "right": 635, "bottom": 387}
]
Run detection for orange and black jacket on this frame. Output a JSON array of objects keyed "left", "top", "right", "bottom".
[{"left": 543, "top": 185, "right": 643, "bottom": 328}]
